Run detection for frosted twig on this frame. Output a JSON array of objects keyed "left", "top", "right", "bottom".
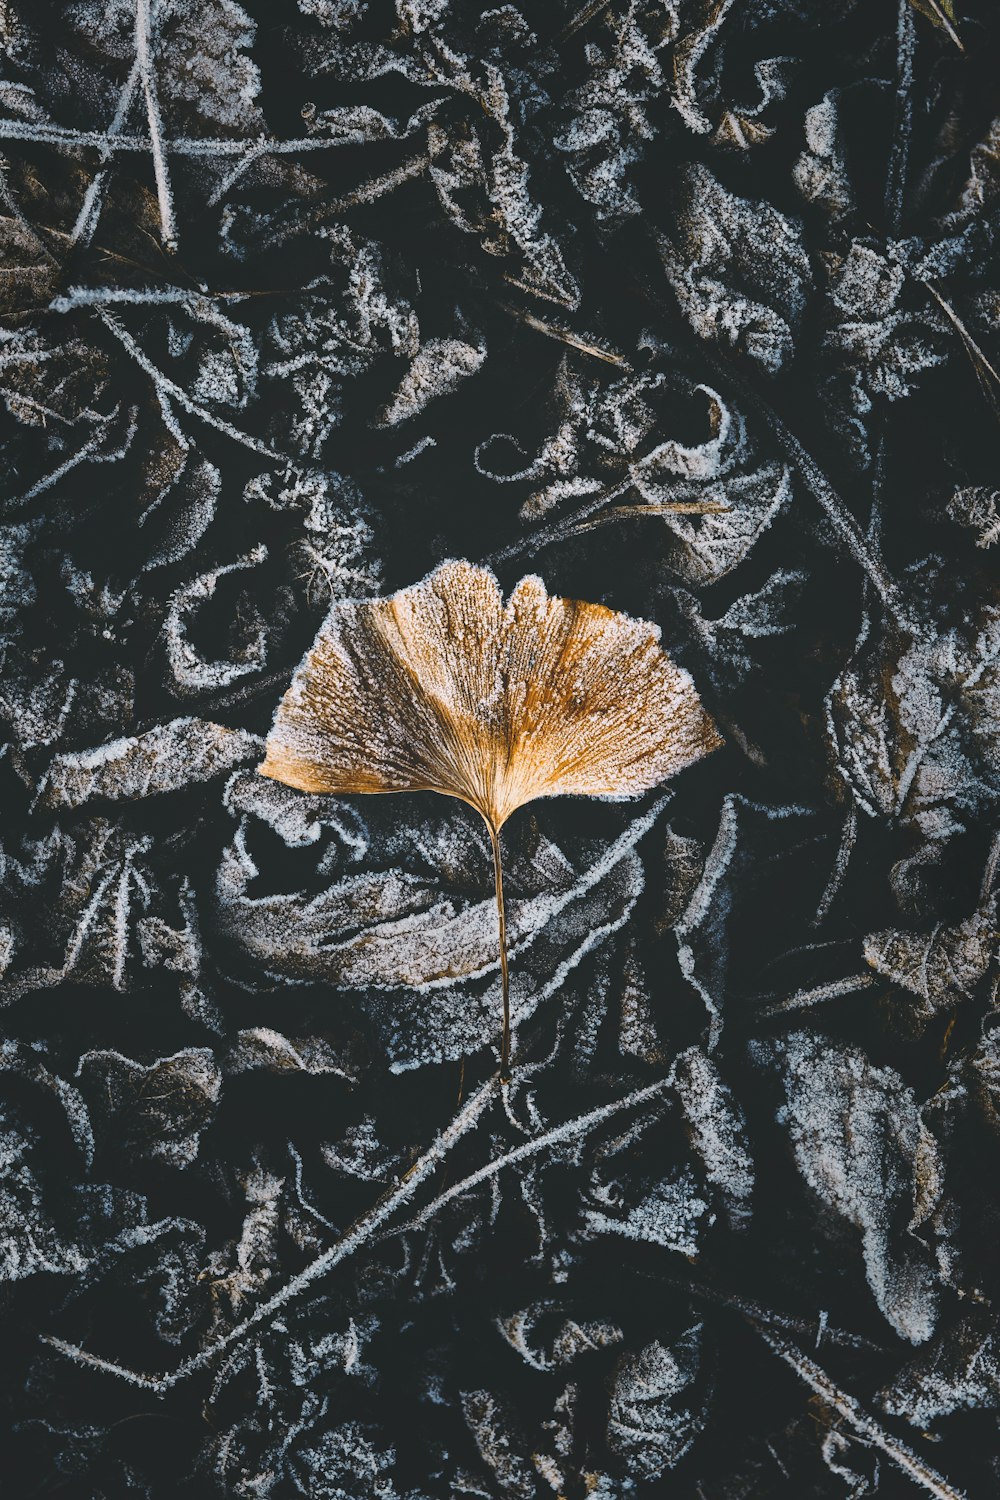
[
  {"left": 555, "top": 0, "right": 613, "bottom": 42},
  {"left": 71, "top": 60, "right": 141, "bottom": 250},
  {"left": 812, "top": 801, "right": 858, "bottom": 926},
  {"left": 886, "top": 0, "right": 916, "bottom": 236},
  {"left": 751, "top": 399, "right": 912, "bottom": 627},
  {"left": 925, "top": 282, "right": 1000, "bottom": 411},
  {"left": 393, "top": 1075, "right": 675, "bottom": 1236},
  {"left": 9, "top": 422, "right": 110, "bottom": 509},
  {"left": 563, "top": 500, "right": 732, "bottom": 533},
  {"left": 51, "top": 287, "right": 215, "bottom": 311},
  {"left": 42, "top": 1075, "right": 500, "bottom": 1391},
  {"left": 207, "top": 142, "right": 272, "bottom": 206},
  {"left": 490, "top": 477, "right": 633, "bottom": 565},
  {"left": 657, "top": 1273, "right": 885, "bottom": 1352},
  {"left": 758, "top": 972, "right": 874, "bottom": 1018},
  {"left": 905, "top": 0, "right": 963, "bottom": 50},
  {"left": 501, "top": 303, "right": 629, "bottom": 366},
  {"left": 97, "top": 311, "right": 283, "bottom": 460},
  {"left": 255, "top": 155, "right": 430, "bottom": 248},
  {"left": 751, "top": 1323, "right": 968, "bottom": 1500},
  {"left": 135, "top": 0, "right": 177, "bottom": 251},
  {"left": 0, "top": 116, "right": 431, "bottom": 159}
]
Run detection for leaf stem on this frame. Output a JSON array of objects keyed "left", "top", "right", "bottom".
[{"left": 486, "top": 818, "right": 511, "bottom": 1080}]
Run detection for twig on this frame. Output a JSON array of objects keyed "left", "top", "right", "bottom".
[
  {"left": 886, "top": 0, "right": 917, "bottom": 236},
  {"left": 745, "top": 395, "right": 912, "bottom": 628},
  {"left": 42, "top": 1075, "right": 501, "bottom": 1391},
  {"left": 71, "top": 60, "right": 141, "bottom": 251},
  {"left": 135, "top": 0, "right": 177, "bottom": 251},
  {"left": 653, "top": 1272, "right": 885, "bottom": 1353},
  {"left": 391, "top": 1074, "right": 675, "bottom": 1236},
  {"left": 554, "top": 0, "right": 613, "bottom": 43},
  {"left": 490, "top": 476, "right": 633, "bottom": 565},
  {"left": 501, "top": 303, "right": 629, "bottom": 367},
  {"left": 0, "top": 117, "right": 430, "bottom": 160},
  {"left": 751, "top": 1322, "right": 968, "bottom": 1500},
  {"left": 561, "top": 501, "right": 732, "bottom": 535},
  {"left": 97, "top": 310, "right": 283, "bottom": 459},
  {"left": 254, "top": 155, "right": 430, "bottom": 248},
  {"left": 757, "top": 972, "right": 874, "bottom": 1018},
  {"left": 487, "top": 819, "right": 512, "bottom": 1080},
  {"left": 925, "top": 282, "right": 1000, "bottom": 415},
  {"left": 905, "top": 0, "right": 963, "bottom": 51}
]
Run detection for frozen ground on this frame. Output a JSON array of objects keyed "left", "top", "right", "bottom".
[{"left": 1, "top": 2, "right": 999, "bottom": 1496}]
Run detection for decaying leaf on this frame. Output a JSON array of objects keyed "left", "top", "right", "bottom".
[{"left": 260, "top": 559, "right": 720, "bottom": 1072}]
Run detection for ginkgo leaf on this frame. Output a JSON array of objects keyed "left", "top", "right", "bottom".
[
  {"left": 260, "top": 559, "right": 719, "bottom": 827},
  {"left": 260, "top": 559, "right": 721, "bottom": 1073}
]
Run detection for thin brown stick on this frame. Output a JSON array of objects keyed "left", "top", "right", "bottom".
[{"left": 487, "top": 819, "right": 511, "bottom": 1080}]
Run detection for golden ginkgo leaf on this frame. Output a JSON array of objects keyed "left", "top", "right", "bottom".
[{"left": 260, "top": 559, "right": 721, "bottom": 1076}]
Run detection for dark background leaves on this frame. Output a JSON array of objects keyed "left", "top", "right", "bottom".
[{"left": 2, "top": 1, "right": 1000, "bottom": 1496}]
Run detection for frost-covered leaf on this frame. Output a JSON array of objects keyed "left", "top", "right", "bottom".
[
  {"left": 76, "top": 1048, "right": 221, "bottom": 1168},
  {"left": 263, "top": 233, "right": 420, "bottom": 455},
  {"left": 39, "top": 718, "right": 262, "bottom": 808},
  {"left": 553, "top": 4, "right": 672, "bottom": 220},
  {"left": 794, "top": 92, "right": 854, "bottom": 218},
  {"left": 659, "top": 165, "right": 811, "bottom": 372},
  {"left": 819, "top": 242, "right": 950, "bottom": 467},
  {"left": 880, "top": 1311, "right": 1000, "bottom": 1427},
  {"left": 827, "top": 610, "right": 1000, "bottom": 843},
  {"left": 164, "top": 547, "right": 271, "bottom": 694},
  {"left": 0, "top": 820, "right": 186, "bottom": 998},
  {"left": 947, "top": 486, "right": 1000, "bottom": 549},
  {"left": 225, "top": 1028, "right": 357, "bottom": 1081},
  {"left": 0, "top": 1099, "right": 88, "bottom": 1282},
  {"left": 498, "top": 1300, "right": 623, "bottom": 1371},
  {"left": 376, "top": 338, "right": 485, "bottom": 426},
  {"left": 607, "top": 1326, "right": 706, "bottom": 1479},
  {"left": 290, "top": 1424, "right": 400, "bottom": 1500},
  {"left": 672, "top": 1047, "right": 754, "bottom": 1225},
  {"left": 140, "top": 449, "right": 220, "bottom": 571},
  {"left": 583, "top": 1165, "right": 714, "bottom": 1256},
  {"left": 65, "top": 0, "right": 264, "bottom": 133},
  {"left": 864, "top": 898, "right": 995, "bottom": 1032},
  {"left": 763, "top": 1032, "right": 944, "bottom": 1343},
  {"left": 674, "top": 569, "right": 805, "bottom": 687},
  {"left": 460, "top": 1389, "right": 536, "bottom": 1499}
]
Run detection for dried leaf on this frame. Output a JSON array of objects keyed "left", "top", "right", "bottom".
[
  {"left": 76, "top": 1048, "right": 222, "bottom": 1169},
  {"left": 260, "top": 559, "right": 720, "bottom": 829},
  {"left": 260, "top": 559, "right": 717, "bottom": 1070}
]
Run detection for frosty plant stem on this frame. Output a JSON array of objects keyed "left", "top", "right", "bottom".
[{"left": 486, "top": 817, "right": 512, "bottom": 1079}]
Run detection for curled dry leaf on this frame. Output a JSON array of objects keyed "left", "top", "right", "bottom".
[{"left": 260, "top": 559, "right": 720, "bottom": 1074}]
